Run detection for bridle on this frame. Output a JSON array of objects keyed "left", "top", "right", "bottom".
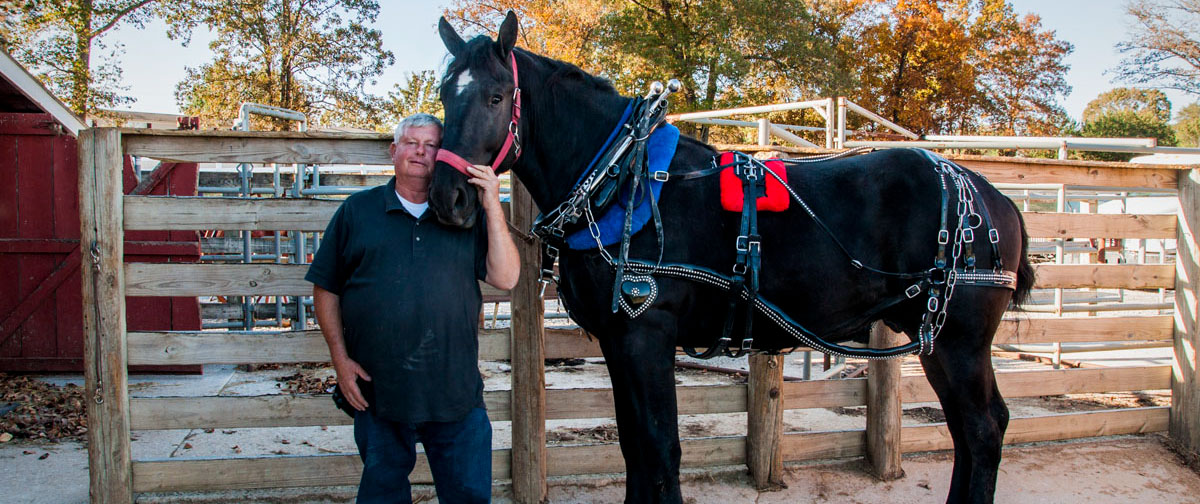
[{"left": 435, "top": 51, "right": 522, "bottom": 175}]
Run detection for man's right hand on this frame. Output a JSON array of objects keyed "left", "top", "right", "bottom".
[{"left": 333, "top": 356, "right": 372, "bottom": 411}]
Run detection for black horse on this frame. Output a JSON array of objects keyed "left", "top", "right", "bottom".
[{"left": 430, "top": 13, "right": 1033, "bottom": 504}]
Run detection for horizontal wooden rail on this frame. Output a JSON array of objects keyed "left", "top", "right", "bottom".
[
  {"left": 122, "top": 130, "right": 393, "bottom": 165},
  {"left": 899, "top": 406, "right": 1168, "bottom": 453},
  {"left": 126, "top": 327, "right": 595, "bottom": 365},
  {"left": 1031, "top": 263, "right": 1174, "bottom": 289},
  {"left": 954, "top": 157, "right": 1179, "bottom": 190},
  {"left": 125, "top": 196, "right": 340, "bottom": 231},
  {"left": 1022, "top": 212, "right": 1177, "bottom": 240},
  {"left": 122, "top": 262, "right": 1170, "bottom": 298},
  {"left": 132, "top": 407, "right": 1167, "bottom": 492},
  {"left": 127, "top": 315, "right": 1169, "bottom": 366},
  {"left": 901, "top": 365, "right": 1171, "bottom": 404},
  {"left": 129, "top": 365, "right": 1167, "bottom": 431},
  {"left": 132, "top": 435, "right": 745, "bottom": 493},
  {"left": 124, "top": 263, "right": 507, "bottom": 298},
  {"left": 993, "top": 315, "right": 1173, "bottom": 344}
]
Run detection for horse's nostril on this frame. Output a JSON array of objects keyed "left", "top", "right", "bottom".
[{"left": 453, "top": 187, "right": 470, "bottom": 212}]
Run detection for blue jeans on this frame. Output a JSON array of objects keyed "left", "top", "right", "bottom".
[{"left": 353, "top": 406, "right": 492, "bottom": 503}]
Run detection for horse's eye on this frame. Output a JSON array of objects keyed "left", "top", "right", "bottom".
[{"left": 490, "top": 95, "right": 503, "bottom": 106}]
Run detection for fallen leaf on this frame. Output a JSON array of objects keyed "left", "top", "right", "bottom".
[
  {"left": 280, "top": 439, "right": 290, "bottom": 445},
  {"left": 0, "top": 432, "right": 12, "bottom": 443},
  {"left": 222, "top": 430, "right": 237, "bottom": 435},
  {"left": 232, "top": 445, "right": 242, "bottom": 454},
  {"left": 23, "top": 450, "right": 34, "bottom": 455},
  {"left": 183, "top": 443, "right": 192, "bottom": 449},
  {"left": 38, "top": 453, "right": 49, "bottom": 460}
]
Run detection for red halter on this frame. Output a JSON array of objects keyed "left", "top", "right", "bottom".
[{"left": 435, "top": 51, "right": 522, "bottom": 175}]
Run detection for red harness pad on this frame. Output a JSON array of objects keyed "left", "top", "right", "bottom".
[{"left": 719, "top": 153, "right": 790, "bottom": 212}]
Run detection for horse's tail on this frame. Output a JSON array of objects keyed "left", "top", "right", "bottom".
[{"left": 1010, "top": 198, "right": 1035, "bottom": 308}]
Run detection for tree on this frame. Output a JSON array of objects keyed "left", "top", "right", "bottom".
[
  {"left": 1082, "top": 87, "right": 1172, "bottom": 123},
  {"left": 168, "top": 0, "right": 394, "bottom": 130},
  {"left": 1175, "top": 102, "right": 1200, "bottom": 147},
  {"left": 972, "top": 0, "right": 1072, "bottom": 136},
  {"left": 1, "top": 0, "right": 162, "bottom": 115},
  {"left": 852, "top": 0, "right": 1072, "bottom": 135},
  {"left": 384, "top": 70, "right": 443, "bottom": 125},
  {"left": 1081, "top": 110, "right": 1178, "bottom": 161},
  {"left": 1112, "top": 0, "right": 1200, "bottom": 96}
]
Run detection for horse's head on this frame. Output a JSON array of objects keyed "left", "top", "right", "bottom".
[{"left": 430, "top": 12, "right": 521, "bottom": 229}]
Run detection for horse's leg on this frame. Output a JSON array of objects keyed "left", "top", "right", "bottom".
[
  {"left": 599, "top": 313, "right": 683, "bottom": 504},
  {"left": 916, "top": 294, "right": 1009, "bottom": 503}
]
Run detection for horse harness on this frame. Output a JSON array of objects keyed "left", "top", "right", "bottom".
[{"left": 438, "top": 64, "right": 1018, "bottom": 360}]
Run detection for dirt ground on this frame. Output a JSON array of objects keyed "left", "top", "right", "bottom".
[{"left": 536, "top": 436, "right": 1200, "bottom": 504}]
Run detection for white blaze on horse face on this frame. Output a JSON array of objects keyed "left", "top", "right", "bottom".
[{"left": 454, "top": 70, "right": 474, "bottom": 97}]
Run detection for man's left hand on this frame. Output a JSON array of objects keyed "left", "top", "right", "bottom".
[{"left": 466, "top": 164, "right": 503, "bottom": 213}]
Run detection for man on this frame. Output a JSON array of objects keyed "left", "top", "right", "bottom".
[{"left": 306, "top": 113, "right": 519, "bottom": 503}]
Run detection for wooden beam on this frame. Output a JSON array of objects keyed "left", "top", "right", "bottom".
[
  {"left": 993, "top": 315, "right": 1173, "bottom": 344},
  {"left": 954, "top": 157, "right": 1178, "bottom": 189},
  {"left": 133, "top": 450, "right": 513, "bottom": 492},
  {"left": 128, "top": 384, "right": 745, "bottom": 431},
  {"left": 123, "top": 262, "right": 507, "bottom": 298},
  {"left": 901, "top": 407, "right": 1169, "bottom": 453},
  {"left": 746, "top": 353, "right": 785, "bottom": 488},
  {"left": 124, "top": 196, "right": 339, "bottom": 231},
  {"left": 126, "top": 326, "right": 590, "bottom": 365},
  {"left": 509, "top": 176, "right": 546, "bottom": 503},
  {"left": 901, "top": 365, "right": 1172, "bottom": 404},
  {"left": 866, "top": 324, "right": 904, "bottom": 480},
  {"left": 0, "top": 247, "right": 80, "bottom": 343},
  {"left": 1172, "top": 168, "right": 1200, "bottom": 454},
  {"left": 121, "top": 130, "right": 393, "bottom": 165},
  {"left": 79, "top": 128, "right": 132, "bottom": 503},
  {"left": 1022, "top": 212, "right": 1177, "bottom": 240},
  {"left": 781, "top": 377, "right": 867, "bottom": 409},
  {"left": 1032, "top": 263, "right": 1174, "bottom": 289},
  {"left": 130, "top": 390, "right": 511, "bottom": 430}
]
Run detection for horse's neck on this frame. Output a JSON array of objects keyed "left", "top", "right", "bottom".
[{"left": 515, "top": 75, "right": 629, "bottom": 212}]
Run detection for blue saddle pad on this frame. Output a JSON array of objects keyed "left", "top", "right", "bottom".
[{"left": 564, "top": 124, "right": 679, "bottom": 250}]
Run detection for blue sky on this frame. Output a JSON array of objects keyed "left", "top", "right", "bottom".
[{"left": 104, "top": 0, "right": 1193, "bottom": 123}]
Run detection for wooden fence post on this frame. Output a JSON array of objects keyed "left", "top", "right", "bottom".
[
  {"left": 747, "top": 353, "right": 785, "bottom": 489},
  {"left": 1171, "top": 168, "right": 1200, "bottom": 454},
  {"left": 80, "top": 128, "right": 133, "bottom": 503},
  {"left": 866, "top": 323, "right": 904, "bottom": 480},
  {"left": 509, "top": 176, "right": 547, "bottom": 503}
]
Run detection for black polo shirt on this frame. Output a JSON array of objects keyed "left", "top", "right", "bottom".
[{"left": 305, "top": 178, "right": 489, "bottom": 423}]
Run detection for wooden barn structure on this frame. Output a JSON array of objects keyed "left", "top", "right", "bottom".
[
  {"left": 77, "top": 127, "right": 1198, "bottom": 503},
  {"left": 0, "top": 51, "right": 200, "bottom": 373}
]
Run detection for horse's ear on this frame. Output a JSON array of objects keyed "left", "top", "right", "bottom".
[
  {"left": 439, "top": 16, "right": 466, "bottom": 58},
  {"left": 496, "top": 10, "right": 518, "bottom": 58}
]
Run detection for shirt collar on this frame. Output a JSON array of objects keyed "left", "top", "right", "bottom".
[{"left": 382, "top": 177, "right": 432, "bottom": 221}]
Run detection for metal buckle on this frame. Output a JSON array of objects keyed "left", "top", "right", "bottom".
[
  {"left": 905, "top": 283, "right": 923, "bottom": 298},
  {"left": 962, "top": 228, "right": 974, "bottom": 243},
  {"left": 989, "top": 229, "right": 1000, "bottom": 244},
  {"left": 938, "top": 229, "right": 950, "bottom": 244},
  {"left": 927, "top": 296, "right": 940, "bottom": 313},
  {"left": 741, "top": 338, "right": 753, "bottom": 351},
  {"left": 929, "top": 267, "right": 947, "bottom": 285},
  {"left": 733, "top": 263, "right": 748, "bottom": 275},
  {"left": 545, "top": 244, "right": 559, "bottom": 260},
  {"left": 652, "top": 171, "right": 670, "bottom": 182},
  {"left": 735, "top": 236, "right": 760, "bottom": 253}
]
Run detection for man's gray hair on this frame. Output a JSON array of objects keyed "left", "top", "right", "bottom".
[{"left": 393, "top": 113, "right": 443, "bottom": 144}]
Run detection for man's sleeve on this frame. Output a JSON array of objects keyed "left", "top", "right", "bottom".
[
  {"left": 305, "top": 203, "right": 349, "bottom": 295},
  {"left": 474, "top": 208, "right": 489, "bottom": 282}
]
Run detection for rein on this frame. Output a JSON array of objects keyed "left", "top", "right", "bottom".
[{"left": 436, "top": 51, "right": 523, "bottom": 175}]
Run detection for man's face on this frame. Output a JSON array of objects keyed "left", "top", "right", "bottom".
[{"left": 390, "top": 124, "right": 442, "bottom": 181}]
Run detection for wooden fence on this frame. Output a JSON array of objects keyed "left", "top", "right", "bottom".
[{"left": 80, "top": 128, "right": 1200, "bottom": 502}]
